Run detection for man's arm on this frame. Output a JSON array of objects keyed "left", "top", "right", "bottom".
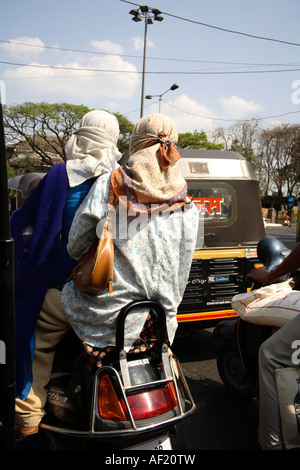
[{"left": 247, "top": 243, "right": 300, "bottom": 284}]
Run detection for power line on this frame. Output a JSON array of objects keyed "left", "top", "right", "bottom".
[
  {"left": 1, "top": 39, "right": 299, "bottom": 68},
  {"left": 162, "top": 99, "right": 300, "bottom": 123},
  {"left": 1, "top": 59, "right": 300, "bottom": 76},
  {"left": 120, "top": 0, "right": 300, "bottom": 47},
  {"left": 161, "top": 12, "right": 300, "bottom": 47}
]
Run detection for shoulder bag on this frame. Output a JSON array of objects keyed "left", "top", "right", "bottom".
[{"left": 71, "top": 183, "right": 115, "bottom": 295}]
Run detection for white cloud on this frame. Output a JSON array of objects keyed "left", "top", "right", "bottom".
[
  {"left": 131, "top": 36, "right": 155, "bottom": 51},
  {"left": 154, "top": 94, "right": 217, "bottom": 134},
  {"left": 219, "top": 95, "right": 263, "bottom": 119},
  {"left": 1, "top": 36, "right": 45, "bottom": 60},
  {"left": 89, "top": 40, "right": 123, "bottom": 55},
  {"left": 1, "top": 36, "right": 141, "bottom": 105},
  {"left": 2, "top": 54, "right": 139, "bottom": 103},
  {"left": 106, "top": 101, "right": 120, "bottom": 110}
]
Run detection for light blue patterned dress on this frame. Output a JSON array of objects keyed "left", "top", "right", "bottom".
[{"left": 61, "top": 172, "right": 199, "bottom": 351}]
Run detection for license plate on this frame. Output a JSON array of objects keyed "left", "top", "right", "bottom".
[{"left": 126, "top": 435, "right": 172, "bottom": 450}]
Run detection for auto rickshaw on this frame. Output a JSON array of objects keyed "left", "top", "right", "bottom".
[
  {"left": 176, "top": 149, "right": 265, "bottom": 330},
  {"left": 7, "top": 172, "right": 45, "bottom": 211},
  {"left": 8, "top": 149, "right": 265, "bottom": 333}
]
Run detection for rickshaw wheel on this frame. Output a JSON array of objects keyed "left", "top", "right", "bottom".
[{"left": 216, "top": 343, "right": 255, "bottom": 400}]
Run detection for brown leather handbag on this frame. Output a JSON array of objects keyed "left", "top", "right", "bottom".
[{"left": 71, "top": 184, "right": 115, "bottom": 295}]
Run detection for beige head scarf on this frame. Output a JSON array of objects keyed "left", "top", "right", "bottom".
[
  {"left": 65, "top": 110, "right": 122, "bottom": 187},
  {"left": 110, "top": 113, "right": 187, "bottom": 212}
]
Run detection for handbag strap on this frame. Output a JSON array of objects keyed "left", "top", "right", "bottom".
[
  {"left": 105, "top": 182, "right": 115, "bottom": 234},
  {"left": 108, "top": 181, "right": 115, "bottom": 207}
]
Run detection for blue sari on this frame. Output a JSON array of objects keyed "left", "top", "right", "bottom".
[{"left": 11, "top": 163, "right": 94, "bottom": 399}]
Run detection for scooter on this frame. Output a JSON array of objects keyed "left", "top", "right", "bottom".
[
  {"left": 23, "top": 299, "right": 195, "bottom": 450},
  {"left": 213, "top": 237, "right": 293, "bottom": 400}
]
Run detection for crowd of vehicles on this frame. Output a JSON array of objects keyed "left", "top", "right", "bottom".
[
  {"left": 2, "top": 142, "right": 298, "bottom": 450},
  {"left": 8, "top": 149, "right": 266, "bottom": 333}
]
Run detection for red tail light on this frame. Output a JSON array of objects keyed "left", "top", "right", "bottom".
[
  {"left": 97, "top": 373, "right": 178, "bottom": 422},
  {"left": 127, "top": 383, "right": 178, "bottom": 420}
]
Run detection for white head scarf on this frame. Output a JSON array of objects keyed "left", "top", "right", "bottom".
[{"left": 65, "top": 110, "right": 122, "bottom": 187}]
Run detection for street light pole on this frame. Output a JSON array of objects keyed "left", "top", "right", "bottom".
[
  {"left": 129, "top": 6, "right": 164, "bottom": 118},
  {"left": 145, "top": 83, "right": 179, "bottom": 113},
  {"left": 140, "top": 11, "right": 148, "bottom": 118}
]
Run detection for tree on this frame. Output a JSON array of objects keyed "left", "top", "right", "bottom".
[
  {"left": 6, "top": 162, "right": 16, "bottom": 178},
  {"left": 178, "top": 130, "right": 223, "bottom": 150},
  {"left": 4, "top": 102, "right": 135, "bottom": 169},
  {"left": 113, "top": 112, "right": 134, "bottom": 153},
  {"left": 4, "top": 102, "right": 92, "bottom": 167},
  {"left": 212, "top": 119, "right": 261, "bottom": 168},
  {"left": 258, "top": 123, "right": 300, "bottom": 214}
]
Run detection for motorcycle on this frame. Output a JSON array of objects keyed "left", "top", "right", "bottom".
[
  {"left": 213, "top": 237, "right": 295, "bottom": 400},
  {"left": 19, "top": 299, "right": 195, "bottom": 450}
]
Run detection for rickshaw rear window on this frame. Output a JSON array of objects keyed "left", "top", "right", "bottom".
[{"left": 187, "top": 181, "right": 236, "bottom": 227}]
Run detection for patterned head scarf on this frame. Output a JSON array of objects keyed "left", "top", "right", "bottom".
[
  {"left": 110, "top": 113, "right": 187, "bottom": 212},
  {"left": 65, "top": 110, "right": 122, "bottom": 187}
]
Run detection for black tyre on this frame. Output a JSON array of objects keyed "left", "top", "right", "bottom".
[{"left": 216, "top": 343, "right": 255, "bottom": 400}]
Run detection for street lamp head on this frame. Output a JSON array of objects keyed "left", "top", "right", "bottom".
[
  {"left": 129, "top": 9, "right": 140, "bottom": 16},
  {"left": 130, "top": 6, "right": 163, "bottom": 22},
  {"left": 170, "top": 83, "right": 179, "bottom": 91},
  {"left": 129, "top": 9, "right": 142, "bottom": 21},
  {"left": 145, "top": 95, "right": 153, "bottom": 99},
  {"left": 129, "top": 5, "right": 165, "bottom": 118},
  {"left": 132, "top": 15, "right": 142, "bottom": 22}
]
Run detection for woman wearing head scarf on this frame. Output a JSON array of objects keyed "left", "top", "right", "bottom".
[
  {"left": 13, "top": 110, "right": 121, "bottom": 436},
  {"left": 61, "top": 113, "right": 199, "bottom": 370}
]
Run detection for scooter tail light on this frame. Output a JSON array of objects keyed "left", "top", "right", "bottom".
[
  {"left": 97, "top": 373, "right": 129, "bottom": 421},
  {"left": 97, "top": 372, "right": 179, "bottom": 422},
  {"left": 126, "top": 383, "right": 178, "bottom": 420}
]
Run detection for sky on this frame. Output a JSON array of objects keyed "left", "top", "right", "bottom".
[{"left": 1, "top": 0, "right": 300, "bottom": 137}]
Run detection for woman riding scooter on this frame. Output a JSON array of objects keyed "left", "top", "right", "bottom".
[
  {"left": 62, "top": 113, "right": 199, "bottom": 373},
  {"left": 15, "top": 113, "right": 199, "bottom": 441}
]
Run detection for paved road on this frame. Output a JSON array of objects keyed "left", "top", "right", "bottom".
[
  {"left": 171, "top": 328, "right": 260, "bottom": 450},
  {"left": 170, "top": 228, "right": 298, "bottom": 451},
  {"left": 265, "top": 226, "right": 298, "bottom": 250}
]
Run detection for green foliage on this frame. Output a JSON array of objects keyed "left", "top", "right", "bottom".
[
  {"left": 3, "top": 102, "right": 135, "bottom": 168},
  {"left": 112, "top": 112, "right": 134, "bottom": 153},
  {"left": 230, "top": 139, "right": 260, "bottom": 169},
  {"left": 6, "top": 162, "right": 16, "bottom": 178},
  {"left": 178, "top": 130, "right": 223, "bottom": 150},
  {"left": 4, "top": 102, "right": 92, "bottom": 165}
]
